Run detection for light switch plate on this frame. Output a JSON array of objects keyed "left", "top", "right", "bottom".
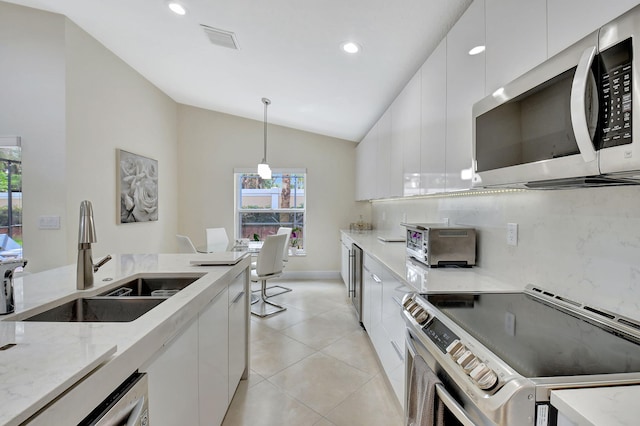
[
  {"left": 507, "top": 223, "right": 518, "bottom": 246},
  {"left": 39, "top": 215, "right": 61, "bottom": 230}
]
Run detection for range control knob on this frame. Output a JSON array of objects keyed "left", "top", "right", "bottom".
[
  {"left": 469, "top": 363, "right": 498, "bottom": 390},
  {"left": 445, "top": 340, "right": 466, "bottom": 361},
  {"left": 414, "top": 309, "right": 430, "bottom": 324},
  {"left": 401, "top": 294, "right": 415, "bottom": 309},
  {"left": 456, "top": 351, "right": 480, "bottom": 373}
]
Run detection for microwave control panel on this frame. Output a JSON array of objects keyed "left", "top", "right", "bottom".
[{"left": 601, "top": 38, "right": 633, "bottom": 148}]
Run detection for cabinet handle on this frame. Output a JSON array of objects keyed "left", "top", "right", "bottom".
[
  {"left": 391, "top": 340, "right": 404, "bottom": 361},
  {"left": 371, "top": 274, "right": 382, "bottom": 284},
  {"left": 231, "top": 291, "right": 245, "bottom": 304}
]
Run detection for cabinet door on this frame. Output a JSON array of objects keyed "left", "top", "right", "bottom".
[
  {"left": 548, "top": 0, "right": 640, "bottom": 56},
  {"left": 199, "top": 288, "right": 229, "bottom": 426},
  {"left": 142, "top": 319, "right": 199, "bottom": 426},
  {"left": 392, "top": 71, "right": 422, "bottom": 197},
  {"left": 485, "top": 0, "right": 547, "bottom": 94},
  {"left": 355, "top": 126, "right": 377, "bottom": 200},
  {"left": 420, "top": 37, "right": 447, "bottom": 195},
  {"left": 381, "top": 269, "right": 411, "bottom": 405},
  {"left": 362, "top": 262, "right": 374, "bottom": 332},
  {"left": 228, "top": 272, "right": 247, "bottom": 401},
  {"left": 446, "top": 0, "right": 486, "bottom": 192},
  {"left": 378, "top": 108, "right": 401, "bottom": 198},
  {"left": 340, "top": 234, "right": 353, "bottom": 288},
  {"left": 376, "top": 110, "right": 391, "bottom": 199}
]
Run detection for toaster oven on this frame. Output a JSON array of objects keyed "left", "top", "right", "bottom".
[{"left": 402, "top": 223, "right": 476, "bottom": 267}]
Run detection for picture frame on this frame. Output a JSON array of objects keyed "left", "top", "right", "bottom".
[{"left": 117, "top": 149, "right": 158, "bottom": 223}]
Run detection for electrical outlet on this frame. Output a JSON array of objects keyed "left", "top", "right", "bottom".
[
  {"left": 401, "top": 213, "right": 407, "bottom": 223},
  {"left": 507, "top": 223, "right": 518, "bottom": 246},
  {"left": 39, "top": 215, "right": 61, "bottom": 230}
]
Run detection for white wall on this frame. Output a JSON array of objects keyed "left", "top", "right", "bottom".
[
  {"left": 0, "top": 3, "right": 67, "bottom": 272},
  {"left": 64, "top": 21, "right": 178, "bottom": 265},
  {"left": 371, "top": 186, "right": 640, "bottom": 321},
  {"left": 177, "top": 104, "right": 368, "bottom": 274},
  {"left": 1, "top": 3, "right": 179, "bottom": 272}
]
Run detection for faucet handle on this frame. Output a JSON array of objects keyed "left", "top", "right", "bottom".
[{"left": 93, "top": 255, "right": 112, "bottom": 272}]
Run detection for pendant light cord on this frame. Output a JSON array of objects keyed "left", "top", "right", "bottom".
[{"left": 262, "top": 97, "right": 271, "bottom": 163}]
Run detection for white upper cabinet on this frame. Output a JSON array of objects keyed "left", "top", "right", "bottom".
[
  {"left": 377, "top": 108, "right": 396, "bottom": 198},
  {"left": 548, "top": 0, "right": 640, "bottom": 56},
  {"left": 392, "top": 71, "right": 422, "bottom": 197},
  {"left": 420, "top": 38, "right": 447, "bottom": 194},
  {"left": 386, "top": 108, "right": 403, "bottom": 197},
  {"left": 445, "top": 0, "right": 486, "bottom": 192},
  {"left": 355, "top": 124, "right": 377, "bottom": 201},
  {"left": 485, "top": 0, "right": 547, "bottom": 95}
]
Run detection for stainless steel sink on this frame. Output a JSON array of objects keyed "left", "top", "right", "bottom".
[
  {"left": 98, "top": 276, "right": 201, "bottom": 297},
  {"left": 22, "top": 297, "right": 165, "bottom": 322}
]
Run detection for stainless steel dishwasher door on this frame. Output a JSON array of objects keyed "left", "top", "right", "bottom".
[{"left": 79, "top": 372, "right": 149, "bottom": 426}]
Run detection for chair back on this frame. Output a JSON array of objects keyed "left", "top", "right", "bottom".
[
  {"left": 176, "top": 234, "right": 197, "bottom": 253},
  {"left": 206, "top": 227, "right": 229, "bottom": 252},
  {"left": 255, "top": 233, "right": 287, "bottom": 277},
  {"left": 276, "top": 227, "right": 292, "bottom": 262}
]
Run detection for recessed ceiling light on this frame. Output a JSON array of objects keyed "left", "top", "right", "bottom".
[
  {"left": 168, "top": 2, "right": 187, "bottom": 15},
  {"left": 468, "top": 45, "right": 485, "bottom": 55},
  {"left": 341, "top": 42, "right": 361, "bottom": 54}
]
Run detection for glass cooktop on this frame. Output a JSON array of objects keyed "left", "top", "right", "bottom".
[{"left": 425, "top": 292, "right": 640, "bottom": 378}]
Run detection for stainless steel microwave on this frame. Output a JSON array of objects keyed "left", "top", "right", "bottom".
[{"left": 472, "top": 5, "right": 640, "bottom": 188}]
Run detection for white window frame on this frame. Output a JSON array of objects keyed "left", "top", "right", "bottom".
[{"left": 234, "top": 168, "right": 306, "bottom": 253}]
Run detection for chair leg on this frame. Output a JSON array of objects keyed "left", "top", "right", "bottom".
[
  {"left": 251, "top": 280, "right": 287, "bottom": 317},
  {"left": 264, "top": 284, "right": 293, "bottom": 297}
]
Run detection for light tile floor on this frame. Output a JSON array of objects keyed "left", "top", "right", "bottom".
[{"left": 222, "top": 279, "right": 404, "bottom": 426}]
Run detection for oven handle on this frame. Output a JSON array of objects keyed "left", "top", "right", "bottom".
[
  {"left": 406, "top": 331, "right": 476, "bottom": 426},
  {"left": 435, "top": 384, "right": 476, "bottom": 426}
]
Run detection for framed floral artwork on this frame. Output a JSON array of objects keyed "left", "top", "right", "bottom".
[{"left": 117, "top": 149, "right": 158, "bottom": 223}]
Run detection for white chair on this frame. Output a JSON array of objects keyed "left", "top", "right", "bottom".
[
  {"left": 250, "top": 233, "right": 288, "bottom": 317},
  {"left": 176, "top": 234, "right": 197, "bottom": 253},
  {"left": 251, "top": 227, "right": 292, "bottom": 298},
  {"left": 205, "top": 227, "right": 229, "bottom": 252}
]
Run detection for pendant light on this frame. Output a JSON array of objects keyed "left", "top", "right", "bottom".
[{"left": 257, "top": 97, "right": 272, "bottom": 179}]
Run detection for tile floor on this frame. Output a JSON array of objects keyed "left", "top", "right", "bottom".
[{"left": 222, "top": 279, "right": 404, "bottom": 426}]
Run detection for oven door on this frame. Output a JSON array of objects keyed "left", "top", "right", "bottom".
[{"left": 405, "top": 329, "right": 493, "bottom": 426}]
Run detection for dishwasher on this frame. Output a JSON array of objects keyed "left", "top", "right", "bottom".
[{"left": 78, "top": 372, "right": 149, "bottom": 425}]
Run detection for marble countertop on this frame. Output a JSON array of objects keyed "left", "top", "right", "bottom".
[
  {"left": 340, "top": 230, "right": 521, "bottom": 293},
  {"left": 342, "top": 230, "right": 640, "bottom": 424},
  {"left": 0, "top": 253, "right": 250, "bottom": 426},
  {"left": 551, "top": 386, "right": 640, "bottom": 425}
]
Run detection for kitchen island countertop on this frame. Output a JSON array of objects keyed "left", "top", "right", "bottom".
[{"left": 0, "top": 252, "right": 250, "bottom": 426}]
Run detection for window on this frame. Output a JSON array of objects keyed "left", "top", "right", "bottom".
[
  {"left": 0, "top": 143, "right": 22, "bottom": 260},
  {"left": 235, "top": 170, "right": 305, "bottom": 252}
]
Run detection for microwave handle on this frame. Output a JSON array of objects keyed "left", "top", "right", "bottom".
[{"left": 570, "top": 45, "right": 598, "bottom": 163}]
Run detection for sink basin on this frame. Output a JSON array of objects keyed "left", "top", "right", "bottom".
[
  {"left": 98, "top": 276, "right": 201, "bottom": 297},
  {"left": 22, "top": 297, "right": 165, "bottom": 322}
]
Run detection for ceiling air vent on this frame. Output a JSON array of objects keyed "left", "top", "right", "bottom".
[{"left": 201, "top": 25, "right": 239, "bottom": 50}]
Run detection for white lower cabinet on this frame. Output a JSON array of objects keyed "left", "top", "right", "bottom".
[
  {"left": 362, "top": 254, "right": 409, "bottom": 408},
  {"left": 142, "top": 269, "right": 248, "bottom": 426},
  {"left": 199, "top": 288, "right": 229, "bottom": 426},
  {"left": 142, "top": 318, "right": 200, "bottom": 426},
  {"left": 228, "top": 272, "right": 247, "bottom": 401}
]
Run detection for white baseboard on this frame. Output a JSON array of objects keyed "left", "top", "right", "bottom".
[{"left": 278, "top": 270, "right": 341, "bottom": 280}]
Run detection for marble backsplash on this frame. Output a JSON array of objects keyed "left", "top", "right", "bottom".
[{"left": 369, "top": 185, "right": 640, "bottom": 321}]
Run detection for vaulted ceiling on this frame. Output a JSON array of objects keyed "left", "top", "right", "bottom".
[{"left": 5, "top": 0, "right": 472, "bottom": 141}]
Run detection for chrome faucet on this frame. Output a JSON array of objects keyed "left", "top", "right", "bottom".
[
  {"left": 77, "top": 200, "right": 111, "bottom": 290},
  {"left": 0, "top": 258, "right": 28, "bottom": 315}
]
